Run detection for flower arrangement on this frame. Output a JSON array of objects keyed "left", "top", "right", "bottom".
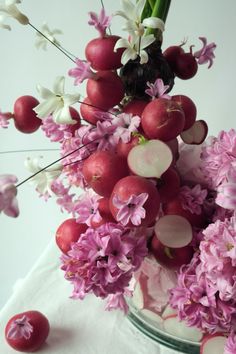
[{"left": 1, "top": 0, "right": 236, "bottom": 353}]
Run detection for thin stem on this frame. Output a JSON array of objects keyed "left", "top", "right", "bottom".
[
  {"left": 0, "top": 148, "right": 59, "bottom": 155},
  {"left": 28, "top": 22, "right": 76, "bottom": 63},
  {"left": 15, "top": 139, "right": 97, "bottom": 188},
  {"left": 100, "top": 0, "right": 112, "bottom": 35}
]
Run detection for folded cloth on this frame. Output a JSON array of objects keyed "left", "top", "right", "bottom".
[{"left": 0, "top": 241, "right": 182, "bottom": 354}]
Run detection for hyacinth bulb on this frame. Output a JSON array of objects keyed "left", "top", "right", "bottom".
[{"left": 119, "top": 40, "right": 175, "bottom": 99}]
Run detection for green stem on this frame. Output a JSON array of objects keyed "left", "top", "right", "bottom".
[
  {"left": 145, "top": 0, "right": 172, "bottom": 37},
  {"left": 147, "top": 0, "right": 155, "bottom": 10}
]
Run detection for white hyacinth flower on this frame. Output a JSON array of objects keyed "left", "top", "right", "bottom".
[
  {"left": 116, "top": 0, "right": 164, "bottom": 36},
  {"left": 114, "top": 33, "right": 155, "bottom": 65},
  {"left": 34, "top": 76, "right": 80, "bottom": 124},
  {"left": 0, "top": 0, "right": 29, "bottom": 30},
  {"left": 35, "top": 22, "right": 62, "bottom": 50},
  {"left": 25, "top": 156, "right": 62, "bottom": 197}
]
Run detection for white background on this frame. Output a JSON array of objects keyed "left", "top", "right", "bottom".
[{"left": 0, "top": 0, "right": 235, "bottom": 308}]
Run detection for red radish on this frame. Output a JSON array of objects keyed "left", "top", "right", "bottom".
[
  {"left": 154, "top": 215, "right": 193, "bottom": 248},
  {"left": 172, "top": 95, "right": 197, "bottom": 130},
  {"left": 110, "top": 175, "right": 160, "bottom": 227},
  {"left": 165, "top": 138, "right": 179, "bottom": 162},
  {"left": 200, "top": 333, "right": 227, "bottom": 354},
  {"left": 180, "top": 120, "right": 208, "bottom": 145},
  {"left": 13, "top": 95, "right": 41, "bottom": 133},
  {"left": 116, "top": 135, "right": 140, "bottom": 158},
  {"left": 163, "top": 196, "right": 206, "bottom": 228},
  {"left": 90, "top": 197, "right": 115, "bottom": 227},
  {"left": 157, "top": 167, "right": 180, "bottom": 203},
  {"left": 68, "top": 107, "right": 81, "bottom": 134},
  {"left": 82, "top": 151, "right": 129, "bottom": 197},
  {"left": 5, "top": 310, "right": 50, "bottom": 352},
  {"left": 163, "top": 45, "right": 185, "bottom": 72},
  {"left": 85, "top": 35, "right": 124, "bottom": 71},
  {"left": 163, "top": 315, "right": 203, "bottom": 342},
  {"left": 128, "top": 139, "right": 173, "bottom": 179},
  {"left": 123, "top": 99, "right": 148, "bottom": 117},
  {"left": 141, "top": 98, "right": 185, "bottom": 141},
  {"left": 86, "top": 71, "right": 124, "bottom": 110},
  {"left": 80, "top": 97, "right": 106, "bottom": 125},
  {"left": 174, "top": 51, "right": 198, "bottom": 80},
  {"left": 55, "top": 218, "right": 88, "bottom": 254},
  {"left": 150, "top": 236, "right": 194, "bottom": 269}
]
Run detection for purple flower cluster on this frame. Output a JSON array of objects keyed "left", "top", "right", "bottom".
[
  {"left": 170, "top": 216, "right": 236, "bottom": 333},
  {"left": 61, "top": 223, "right": 147, "bottom": 310}
]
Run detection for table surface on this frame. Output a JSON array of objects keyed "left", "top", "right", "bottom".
[{"left": 0, "top": 241, "right": 181, "bottom": 354}]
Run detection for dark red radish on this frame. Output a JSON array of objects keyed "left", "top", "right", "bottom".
[
  {"left": 55, "top": 218, "right": 88, "bottom": 254},
  {"left": 123, "top": 99, "right": 148, "bottom": 117},
  {"left": 5, "top": 311, "right": 50, "bottom": 352},
  {"left": 68, "top": 107, "right": 81, "bottom": 134},
  {"left": 86, "top": 71, "right": 124, "bottom": 110},
  {"left": 141, "top": 98, "right": 185, "bottom": 141},
  {"left": 116, "top": 135, "right": 140, "bottom": 158},
  {"left": 163, "top": 45, "right": 185, "bottom": 72},
  {"left": 172, "top": 95, "right": 197, "bottom": 130},
  {"left": 165, "top": 138, "right": 179, "bottom": 162},
  {"left": 163, "top": 196, "right": 206, "bottom": 228},
  {"left": 85, "top": 35, "right": 124, "bottom": 71},
  {"left": 82, "top": 150, "right": 129, "bottom": 197},
  {"left": 110, "top": 175, "right": 160, "bottom": 227},
  {"left": 175, "top": 51, "right": 198, "bottom": 80},
  {"left": 80, "top": 97, "right": 106, "bottom": 125},
  {"left": 13, "top": 95, "right": 41, "bottom": 133},
  {"left": 200, "top": 333, "right": 227, "bottom": 354},
  {"left": 157, "top": 167, "right": 180, "bottom": 203},
  {"left": 90, "top": 197, "right": 115, "bottom": 227},
  {"left": 150, "top": 236, "right": 193, "bottom": 269},
  {"left": 180, "top": 120, "right": 208, "bottom": 145}
]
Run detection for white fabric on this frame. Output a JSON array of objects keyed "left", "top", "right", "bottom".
[{"left": 0, "top": 241, "right": 182, "bottom": 354}]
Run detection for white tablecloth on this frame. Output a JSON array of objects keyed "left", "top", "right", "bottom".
[{"left": 0, "top": 241, "right": 182, "bottom": 354}]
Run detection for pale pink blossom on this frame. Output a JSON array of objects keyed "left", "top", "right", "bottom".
[
  {"left": 112, "top": 113, "right": 140, "bottom": 143},
  {"left": 216, "top": 164, "right": 236, "bottom": 210},
  {"left": 0, "top": 110, "right": 11, "bottom": 128},
  {"left": 201, "top": 130, "right": 236, "bottom": 189},
  {"left": 68, "top": 59, "right": 95, "bottom": 85},
  {"left": 41, "top": 115, "right": 72, "bottom": 142},
  {"left": 112, "top": 193, "right": 148, "bottom": 226},
  {"left": 225, "top": 331, "right": 236, "bottom": 354},
  {"left": 88, "top": 8, "right": 112, "bottom": 37},
  {"left": 73, "top": 191, "right": 102, "bottom": 226},
  {"left": 0, "top": 174, "right": 19, "bottom": 217},
  {"left": 179, "top": 184, "right": 208, "bottom": 215},
  {"left": 105, "top": 293, "right": 129, "bottom": 313},
  {"left": 194, "top": 37, "right": 216, "bottom": 68},
  {"left": 51, "top": 179, "right": 75, "bottom": 213},
  {"left": 7, "top": 315, "right": 33, "bottom": 340},
  {"left": 145, "top": 78, "right": 171, "bottom": 100},
  {"left": 88, "top": 121, "right": 117, "bottom": 151}
]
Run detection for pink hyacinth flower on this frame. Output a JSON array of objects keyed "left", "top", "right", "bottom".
[
  {"left": 0, "top": 110, "right": 11, "bottom": 128},
  {"left": 0, "top": 174, "right": 19, "bottom": 217},
  {"left": 112, "top": 193, "right": 148, "bottom": 226},
  {"left": 194, "top": 37, "right": 216, "bottom": 68},
  {"left": 216, "top": 164, "right": 236, "bottom": 210},
  {"left": 145, "top": 78, "right": 171, "bottom": 100},
  {"left": 7, "top": 315, "right": 33, "bottom": 340},
  {"left": 225, "top": 331, "right": 236, "bottom": 354},
  {"left": 88, "top": 8, "right": 112, "bottom": 37},
  {"left": 68, "top": 59, "right": 95, "bottom": 85}
]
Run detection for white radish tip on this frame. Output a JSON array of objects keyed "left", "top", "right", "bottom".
[
  {"left": 154, "top": 215, "right": 193, "bottom": 248},
  {"left": 127, "top": 139, "right": 173, "bottom": 178},
  {"left": 180, "top": 120, "right": 208, "bottom": 145},
  {"left": 200, "top": 334, "right": 227, "bottom": 354}
]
